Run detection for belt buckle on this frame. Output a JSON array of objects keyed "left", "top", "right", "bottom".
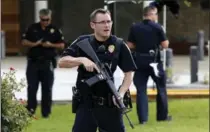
[{"left": 98, "top": 97, "right": 104, "bottom": 105}]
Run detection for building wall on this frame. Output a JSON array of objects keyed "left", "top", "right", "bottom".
[
  {"left": 3, "top": 0, "right": 209, "bottom": 55},
  {"left": 59, "top": 0, "right": 104, "bottom": 44},
  {"left": 115, "top": 2, "right": 143, "bottom": 39},
  {"left": 2, "top": 0, "right": 20, "bottom": 54},
  {"left": 166, "top": 0, "right": 209, "bottom": 54},
  {"left": 115, "top": 1, "right": 209, "bottom": 55}
]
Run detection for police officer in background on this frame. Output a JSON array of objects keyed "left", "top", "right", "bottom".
[
  {"left": 59, "top": 8, "right": 136, "bottom": 132},
  {"left": 127, "top": 6, "right": 172, "bottom": 124},
  {"left": 21, "top": 8, "right": 65, "bottom": 118}
]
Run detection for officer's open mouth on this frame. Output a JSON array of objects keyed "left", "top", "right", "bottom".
[{"left": 104, "top": 29, "right": 110, "bottom": 32}]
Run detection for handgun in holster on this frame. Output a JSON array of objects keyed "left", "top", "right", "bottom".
[
  {"left": 123, "top": 90, "right": 133, "bottom": 109},
  {"left": 118, "top": 85, "right": 133, "bottom": 109},
  {"left": 72, "top": 86, "right": 81, "bottom": 113}
]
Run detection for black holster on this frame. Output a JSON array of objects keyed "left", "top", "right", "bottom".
[
  {"left": 123, "top": 90, "right": 133, "bottom": 109},
  {"left": 118, "top": 85, "right": 132, "bottom": 109},
  {"left": 72, "top": 86, "right": 81, "bottom": 113}
]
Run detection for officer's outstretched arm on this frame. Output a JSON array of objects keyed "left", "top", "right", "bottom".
[
  {"left": 58, "top": 56, "right": 84, "bottom": 68},
  {"left": 58, "top": 39, "right": 84, "bottom": 68},
  {"left": 58, "top": 56, "right": 99, "bottom": 72}
]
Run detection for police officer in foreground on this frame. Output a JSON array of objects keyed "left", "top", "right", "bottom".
[
  {"left": 21, "top": 9, "right": 65, "bottom": 118},
  {"left": 127, "top": 6, "right": 172, "bottom": 124},
  {"left": 59, "top": 8, "right": 136, "bottom": 132}
]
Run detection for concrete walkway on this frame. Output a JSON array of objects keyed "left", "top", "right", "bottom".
[{"left": 1, "top": 56, "right": 209, "bottom": 101}]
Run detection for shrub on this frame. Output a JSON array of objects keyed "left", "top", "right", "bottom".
[{"left": 1, "top": 68, "right": 31, "bottom": 132}]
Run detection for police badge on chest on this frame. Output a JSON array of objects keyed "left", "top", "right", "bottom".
[{"left": 108, "top": 44, "right": 115, "bottom": 53}]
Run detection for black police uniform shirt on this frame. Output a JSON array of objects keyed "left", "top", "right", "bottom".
[
  {"left": 22, "top": 22, "right": 64, "bottom": 59},
  {"left": 127, "top": 19, "right": 167, "bottom": 61},
  {"left": 62, "top": 35, "right": 137, "bottom": 97}
]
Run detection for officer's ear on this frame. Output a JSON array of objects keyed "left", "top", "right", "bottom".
[{"left": 90, "top": 22, "right": 95, "bottom": 30}]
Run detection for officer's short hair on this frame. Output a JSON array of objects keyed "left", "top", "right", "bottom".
[
  {"left": 143, "top": 6, "right": 157, "bottom": 16},
  {"left": 90, "top": 8, "right": 111, "bottom": 22},
  {"left": 39, "top": 9, "right": 52, "bottom": 16}
]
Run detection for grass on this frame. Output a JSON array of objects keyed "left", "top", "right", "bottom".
[{"left": 24, "top": 99, "right": 209, "bottom": 132}]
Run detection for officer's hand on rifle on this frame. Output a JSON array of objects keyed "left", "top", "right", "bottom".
[
  {"left": 81, "top": 57, "right": 100, "bottom": 73},
  {"left": 112, "top": 92, "right": 124, "bottom": 108}
]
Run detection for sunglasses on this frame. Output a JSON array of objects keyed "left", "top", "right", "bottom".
[
  {"left": 41, "top": 18, "right": 50, "bottom": 22},
  {"left": 93, "top": 20, "right": 112, "bottom": 25}
]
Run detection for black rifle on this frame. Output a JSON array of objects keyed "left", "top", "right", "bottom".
[{"left": 77, "top": 38, "right": 134, "bottom": 129}]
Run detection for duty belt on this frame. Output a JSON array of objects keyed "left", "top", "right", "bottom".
[
  {"left": 134, "top": 51, "right": 156, "bottom": 57},
  {"left": 91, "top": 95, "right": 113, "bottom": 106},
  {"left": 74, "top": 94, "right": 114, "bottom": 107}
]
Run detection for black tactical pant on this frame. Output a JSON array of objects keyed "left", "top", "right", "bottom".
[
  {"left": 133, "top": 63, "right": 168, "bottom": 123},
  {"left": 72, "top": 100, "right": 125, "bottom": 132},
  {"left": 26, "top": 59, "right": 54, "bottom": 117}
]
